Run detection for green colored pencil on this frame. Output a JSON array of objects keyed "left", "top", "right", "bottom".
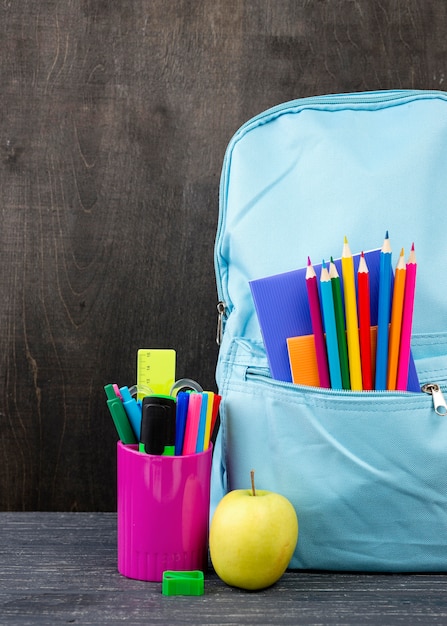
[{"left": 329, "top": 258, "right": 350, "bottom": 390}]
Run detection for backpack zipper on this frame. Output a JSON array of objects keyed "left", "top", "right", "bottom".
[
  {"left": 421, "top": 383, "right": 447, "bottom": 416},
  {"left": 228, "top": 90, "right": 447, "bottom": 140},
  {"left": 245, "top": 366, "right": 447, "bottom": 416},
  {"left": 216, "top": 301, "right": 227, "bottom": 346}
]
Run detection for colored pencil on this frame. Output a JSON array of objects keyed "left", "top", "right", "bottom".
[
  {"left": 387, "top": 248, "right": 406, "bottom": 390},
  {"left": 396, "top": 244, "right": 417, "bottom": 390},
  {"left": 375, "top": 231, "right": 392, "bottom": 390},
  {"left": 319, "top": 261, "right": 342, "bottom": 389},
  {"left": 341, "top": 237, "right": 362, "bottom": 390},
  {"left": 306, "top": 257, "right": 330, "bottom": 388},
  {"left": 329, "top": 258, "right": 350, "bottom": 390},
  {"left": 357, "top": 252, "right": 373, "bottom": 390}
]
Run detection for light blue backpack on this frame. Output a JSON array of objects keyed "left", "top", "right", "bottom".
[{"left": 212, "top": 90, "right": 447, "bottom": 572}]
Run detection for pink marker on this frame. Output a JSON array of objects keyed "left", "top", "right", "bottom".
[{"left": 113, "top": 384, "right": 123, "bottom": 400}]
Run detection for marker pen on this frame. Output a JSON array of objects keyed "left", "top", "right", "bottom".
[
  {"left": 119, "top": 386, "right": 142, "bottom": 439},
  {"left": 139, "top": 395, "right": 176, "bottom": 455},
  {"left": 104, "top": 384, "right": 137, "bottom": 444},
  {"left": 174, "top": 392, "right": 190, "bottom": 455}
]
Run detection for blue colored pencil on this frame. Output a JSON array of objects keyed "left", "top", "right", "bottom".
[
  {"left": 375, "top": 231, "right": 392, "bottom": 390},
  {"left": 320, "top": 261, "right": 342, "bottom": 389}
]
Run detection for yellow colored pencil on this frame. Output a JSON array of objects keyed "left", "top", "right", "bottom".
[
  {"left": 341, "top": 236, "right": 362, "bottom": 390},
  {"left": 387, "top": 248, "right": 406, "bottom": 390}
]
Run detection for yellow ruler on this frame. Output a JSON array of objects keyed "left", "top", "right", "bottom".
[{"left": 137, "top": 349, "right": 176, "bottom": 399}]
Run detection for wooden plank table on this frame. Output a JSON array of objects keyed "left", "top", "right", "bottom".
[{"left": 1, "top": 513, "right": 447, "bottom": 624}]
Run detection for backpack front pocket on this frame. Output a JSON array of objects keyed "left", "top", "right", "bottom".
[{"left": 212, "top": 337, "right": 447, "bottom": 572}]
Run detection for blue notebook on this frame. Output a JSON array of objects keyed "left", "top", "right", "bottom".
[{"left": 249, "top": 248, "right": 420, "bottom": 391}]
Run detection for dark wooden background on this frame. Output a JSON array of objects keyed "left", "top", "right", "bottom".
[{"left": 1, "top": 1, "right": 446, "bottom": 511}]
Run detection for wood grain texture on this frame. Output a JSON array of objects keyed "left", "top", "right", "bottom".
[
  {"left": 2, "top": 513, "right": 447, "bottom": 625},
  {"left": 1, "top": 1, "right": 447, "bottom": 510}
]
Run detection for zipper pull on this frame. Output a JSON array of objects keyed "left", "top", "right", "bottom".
[
  {"left": 421, "top": 383, "right": 447, "bottom": 416},
  {"left": 216, "top": 301, "right": 227, "bottom": 346}
]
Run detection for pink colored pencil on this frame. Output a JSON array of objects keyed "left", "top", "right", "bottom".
[
  {"left": 357, "top": 252, "right": 373, "bottom": 390},
  {"left": 396, "top": 244, "right": 417, "bottom": 390},
  {"left": 306, "top": 257, "right": 330, "bottom": 388}
]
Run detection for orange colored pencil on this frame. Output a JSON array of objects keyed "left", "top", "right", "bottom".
[
  {"left": 357, "top": 252, "right": 372, "bottom": 390},
  {"left": 387, "top": 248, "right": 406, "bottom": 390}
]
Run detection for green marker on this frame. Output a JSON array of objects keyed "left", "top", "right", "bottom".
[{"left": 104, "top": 384, "right": 137, "bottom": 444}]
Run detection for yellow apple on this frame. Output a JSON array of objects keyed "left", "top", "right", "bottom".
[{"left": 209, "top": 471, "right": 298, "bottom": 590}]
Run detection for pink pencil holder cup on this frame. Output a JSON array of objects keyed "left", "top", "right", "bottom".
[{"left": 117, "top": 442, "right": 212, "bottom": 582}]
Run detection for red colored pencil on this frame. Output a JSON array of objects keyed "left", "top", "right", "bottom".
[{"left": 357, "top": 252, "right": 373, "bottom": 390}]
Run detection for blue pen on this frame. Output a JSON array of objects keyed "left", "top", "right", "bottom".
[
  {"left": 175, "top": 392, "right": 189, "bottom": 455},
  {"left": 119, "top": 386, "right": 142, "bottom": 439},
  {"left": 375, "top": 231, "right": 392, "bottom": 390}
]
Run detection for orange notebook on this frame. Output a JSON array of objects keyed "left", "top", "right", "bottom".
[{"left": 288, "top": 327, "right": 378, "bottom": 387}]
